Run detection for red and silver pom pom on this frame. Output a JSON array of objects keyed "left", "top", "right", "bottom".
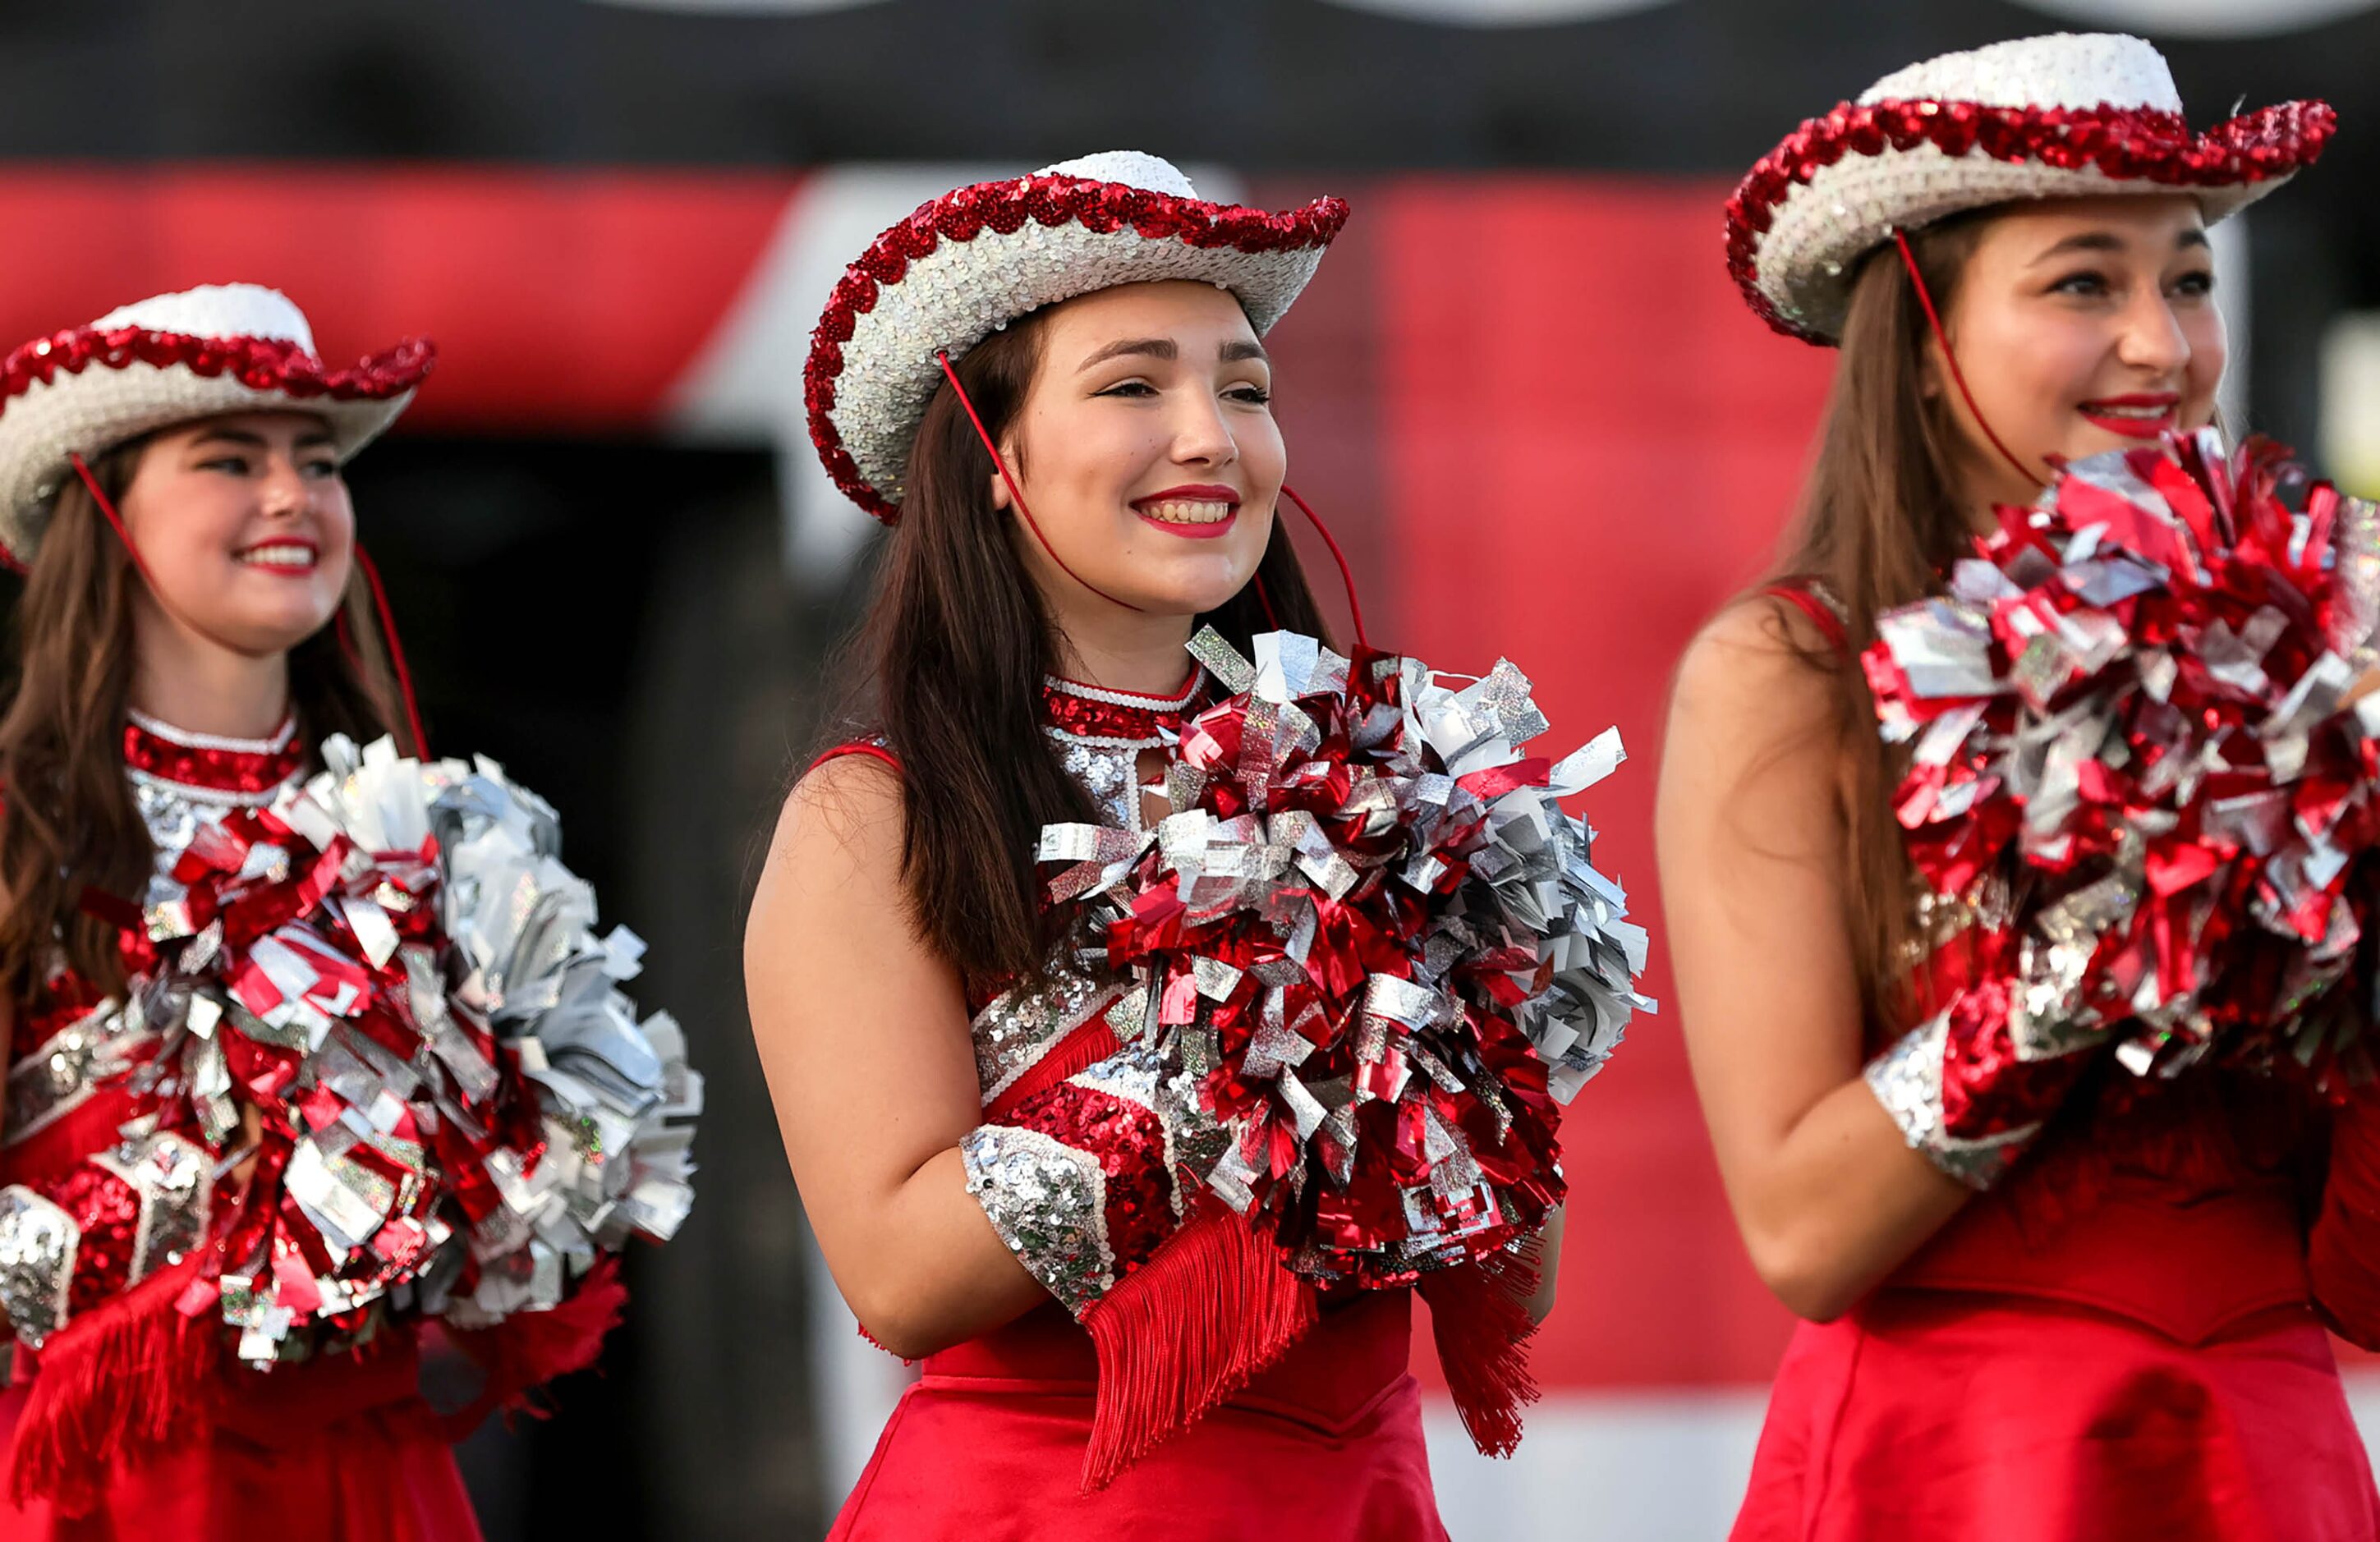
[
  {"left": 118, "top": 735, "right": 701, "bottom": 1365},
  {"left": 1040, "top": 629, "right": 1651, "bottom": 1287},
  {"left": 1865, "top": 429, "right": 2380, "bottom": 1099}
]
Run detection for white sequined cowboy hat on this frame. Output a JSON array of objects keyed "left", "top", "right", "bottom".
[
  {"left": 804, "top": 150, "right": 1348, "bottom": 524},
  {"left": 0, "top": 282, "right": 433, "bottom": 566},
  {"left": 1726, "top": 32, "right": 2335, "bottom": 346}
]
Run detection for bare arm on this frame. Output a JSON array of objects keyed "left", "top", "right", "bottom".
[
  {"left": 744, "top": 757, "right": 1045, "bottom": 1358},
  {"left": 1656, "top": 601, "right": 1969, "bottom": 1322}
]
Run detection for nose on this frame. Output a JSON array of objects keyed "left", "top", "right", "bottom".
[
  {"left": 1169, "top": 389, "right": 1238, "bottom": 470},
  {"left": 259, "top": 455, "right": 319, "bottom": 519},
  {"left": 2115, "top": 285, "right": 2192, "bottom": 380}
]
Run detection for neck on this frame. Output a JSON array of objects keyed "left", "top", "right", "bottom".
[
  {"left": 1049, "top": 605, "right": 1198, "bottom": 695},
  {"left": 1951, "top": 453, "right": 2038, "bottom": 539},
  {"left": 127, "top": 604, "right": 291, "bottom": 740}
]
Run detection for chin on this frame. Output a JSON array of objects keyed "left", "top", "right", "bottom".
[
  {"left": 219, "top": 611, "right": 339, "bottom": 657},
  {"left": 1152, "top": 556, "right": 1266, "bottom": 616}
]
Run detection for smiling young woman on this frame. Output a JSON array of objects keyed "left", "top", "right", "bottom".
[
  {"left": 744, "top": 153, "right": 1472, "bottom": 1539},
  {"left": 1664, "top": 34, "right": 2380, "bottom": 1541},
  {"left": 0, "top": 286, "right": 496, "bottom": 1539}
]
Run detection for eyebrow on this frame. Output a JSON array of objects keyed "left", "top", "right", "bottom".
[
  {"left": 1076, "top": 337, "right": 1271, "bottom": 371},
  {"left": 2033, "top": 227, "right": 2212, "bottom": 262},
  {"left": 1077, "top": 337, "right": 1175, "bottom": 371}
]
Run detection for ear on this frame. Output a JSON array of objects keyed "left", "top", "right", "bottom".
[
  {"left": 1917, "top": 336, "right": 1947, "bottom": 402},
  {"left": 986, "top": 433, "right": 1021, "bottom": 512}
]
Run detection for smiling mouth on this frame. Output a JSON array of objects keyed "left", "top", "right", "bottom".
[
  {"left": 1134, "top": 498, "right": 1238, "bottom": 526},
  {"left": 2078, "top": 397, "right": 2179, "bottom": 438},
  {"left": 238, "top": 543, "right": 319, "bottom": 571}
]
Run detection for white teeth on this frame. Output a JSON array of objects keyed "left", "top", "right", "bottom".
[
  {"left": 1138, "top": 499, "right": 1234, "bottom": 525},
  {"left": 239, "top": 544, "right": 316, "bottom": 568},
  {"left": 2088, "top": 404, "right": 2168, "bottom": 420}
]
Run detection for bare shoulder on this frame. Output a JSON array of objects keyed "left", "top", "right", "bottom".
[
  {"left": 1670, "top": 595, "right": 1842, "bottom": 739},
  {"left": 753, "top": 751, "right": 910, "bottom": 932},
  {"left": 769, "top": 750, "right": 903, "bottom": 859}
]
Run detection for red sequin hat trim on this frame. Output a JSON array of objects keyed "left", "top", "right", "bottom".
[
  {"left": 806, "top": 172, "right": 1347, "bottom": 525},
  {"left": 1726, "top": 96, "right": 2336, "bottom": 344},
  {"left": 0, "top": 326, "right": 432, "bottom": 415}
]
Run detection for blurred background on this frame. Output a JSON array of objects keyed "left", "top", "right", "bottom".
[{"left": 3, "top": 1, "right": 2378, "bottom": 1536}]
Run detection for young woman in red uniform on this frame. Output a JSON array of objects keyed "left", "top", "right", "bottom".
[
  {"left": 744, "top": 151, "right": 1551, "bottom": 1538},
  {"left": 1661, "top": 33, "right": 2380, "bottom": 1540},
  {"left": 0, "top": 284, "right": 485, "bottom": 1538}
]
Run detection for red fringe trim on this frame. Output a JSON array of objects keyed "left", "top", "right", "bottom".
[
  {"left": 1077, "top": 1208, "right": 1318, "bottom": 1491},
  {"left": 439, "top": 1258, "right": 627, "bottom": 1440},
  {"left": 6, "top": 1256, "right": 217, "bottom": 1514},
  {"left": 1417, "top": 1241, "right": 1543, "bottom": 1459}
]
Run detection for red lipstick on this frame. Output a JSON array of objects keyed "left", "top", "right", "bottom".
[
  {"left": 234, "top": 537, "right": 321, "bottom": 576},
  {"left": 1130, "top": 484, "right": 1241, "bottom": 541},
  {"left": 2078, "top": 392, "right": 2180, "bottom": 441}
]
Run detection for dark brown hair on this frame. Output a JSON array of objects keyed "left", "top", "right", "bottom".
[
  {"left": 0, "top": 442, "right": 416, "bottom": 1003},
  {"left": 1764, "top": 213, "right": 1992, "bottom": 1026},
  {"left": 833, "top": 310, "right": 1333, "bottom": 985}
]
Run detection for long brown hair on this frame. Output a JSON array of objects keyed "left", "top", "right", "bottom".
[
  {"left": 1766, "top": 213, "right": 1992, "bottom": 1026},
  {"left": 0, "top": 442, "right": 416, "bottom": 1003},
  {"left": 833, "top": 310, "right": 1334, "bottom": 985}
]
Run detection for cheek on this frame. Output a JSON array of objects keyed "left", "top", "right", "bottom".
[
  {"left": 1238, "top": 418, "right": 1288, "bottom": 493},
  {"left": 132, "top": 505, "right": 242, "bottom": 591},
  {"left": 1969, "top": 312, "right": 2097, "bottom": 415},
  {"left": 1035, "top": 413, "right": 1161, "bottom": 519},
  {"left": 2183, "top": 315, "right": 2228, "bottom": 413},
  {"left": 317, "top": 498, "right": 358, "bottom": 567}
]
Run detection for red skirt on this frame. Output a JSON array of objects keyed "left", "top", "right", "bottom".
[
  {"left": 1734, "top": 1290, "right": 2380, "bottom": 1542},
  {"left": 0, "top": 1332, "right": 480, "bottom": 1542},
  {"left": 829, "top": 1291, "right": 1445, "bottom": 1541}
]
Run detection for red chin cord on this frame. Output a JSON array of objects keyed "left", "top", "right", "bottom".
[
  {"left": 1892, "top": 230, "right": 2047, "bottom": 493},
  {"left": 71, "top": 452, "right": 430, "bottom": 758},
  {"left": 1280, "top": 484, "right": 1369, "bottom": 652},
  {"left": 934, "top": 353, "right": 1372, "bottom": 652},
  {"left": 936, "top": 351, "right": 1143, "bottom": 613}
]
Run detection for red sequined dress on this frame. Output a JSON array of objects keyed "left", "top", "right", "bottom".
[
  {"left": 1734, "top": 581, "right": 2380, "bottom": 1542},
  {"left": 820, "top": 674, "right": 1447, "bottom": 1542},
  {"left": 0, "top": 713, "right": 481, "bottom": 1542}
]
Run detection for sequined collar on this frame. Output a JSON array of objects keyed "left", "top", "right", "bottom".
[
  {"left": 121, "top": 709, "right": 305, "bottom": 798},
  {"left": 1037, "top": 672, "right": 1202, "bottom": 748}
]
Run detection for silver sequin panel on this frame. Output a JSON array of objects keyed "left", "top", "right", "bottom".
[
  {"left": 1074, "top": 1040, "right": 1229, "bottom": 1226},
  {"left": 1045, "top": 729, "right": 1147, "bottom": 833},
  {"left": 5, "top": 1003, "right": 149, "bottom": 1145},
  {"left": 972, "top": 971, "right": 1120, "bottom": 1109},
  {"left": 960, "top": 1124, "right": 1112, "bottom": 1315},
  {"left": 0, "top": 1187, "right": 78, "bottom": 1346},
  {"left": 90, "top": 1130, "right": 213, "bottom": 1282},
  {"left": 1863, "top": 1012, "right": 2033, "bottom": 1191}
]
